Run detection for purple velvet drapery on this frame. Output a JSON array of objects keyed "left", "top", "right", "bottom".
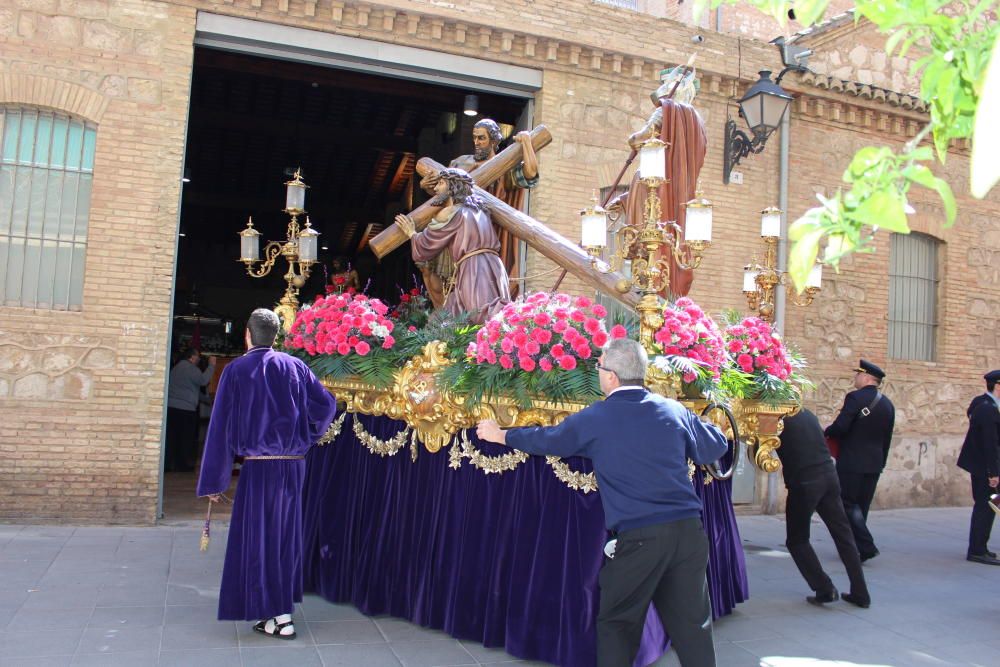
[{"left": 302, "top": 413, "right": 748, "bottom": 667}]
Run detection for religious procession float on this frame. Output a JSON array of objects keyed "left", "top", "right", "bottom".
[{"left": 236, "top": 65, "right": 812, "bottom": 667}]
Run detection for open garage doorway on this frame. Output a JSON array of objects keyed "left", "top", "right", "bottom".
[{"left": 161, "top": 45, "right": 534, "bottom": 519}]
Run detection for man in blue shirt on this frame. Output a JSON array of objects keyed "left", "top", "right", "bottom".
[
  {"left": 477, "top": 338, "right": 727, "bottom": 667},
  {"left": 957, "top": 369, "right": 1000, "bottom": 565}
]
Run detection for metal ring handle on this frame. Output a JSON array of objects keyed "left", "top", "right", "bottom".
[{"left": 700, "top": 402, "right": 742, "bottom": 482}]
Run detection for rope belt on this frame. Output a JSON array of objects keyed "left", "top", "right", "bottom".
[
  {"left": 243, "top": 455, "right": 306, "bottom": 461},
  {"left": 443, "top": 248, "right": 501, "bottom": 301},
  {"left": 454, "top": 248, "right": 499, "bottom": 268}
]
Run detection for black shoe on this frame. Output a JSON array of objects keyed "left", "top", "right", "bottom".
[
  {"left": 806, "top": 588, "right": 839, "bottom": 606},
  {"left": 860, "top": 549, "right": 880, "bottom": 562},
  {"left": 987, "top": 550, "right": 998, "bottom": 558},
  {"left": 841, "top": 593, "right": 871, "bottom": 608},
  {"left": 967, "top": 553, "right": 1000, "bottom": 566}
]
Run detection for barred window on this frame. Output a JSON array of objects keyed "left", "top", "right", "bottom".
[
  {"left": 888, "top": 232, "right": 939, "bottom": 361},
  {"left": 0, "top": 107, "right": 96, "bottom": 310}
]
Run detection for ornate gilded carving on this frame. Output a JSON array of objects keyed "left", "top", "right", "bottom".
[
  {"left": 449, "top": 429, "right": 530, "bottom": 473},
  {"left": 732, "top": 400, "right": 788, "bottom": 473},
  {"left": 317, "top": 411, "right": 349, "bottom": 445},
  {"left": 352, "top": 417, "right": 410, "bottom": 457},
  {"left": 321, "top": 342, "right": 798, "bottom": 476},
  {"left": 546, "top": 457, "right": 598, "bottom": 493}
]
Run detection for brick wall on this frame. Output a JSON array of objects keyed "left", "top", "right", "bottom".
[
  {"left": 0, "top": 0, "right": 997, "bottom": 521},
  {"left": 0, "top": 0, "right": 196, "bottom": 523}
]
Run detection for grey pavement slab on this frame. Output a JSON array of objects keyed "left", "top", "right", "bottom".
[{"left": 0, "top": 507, "right": 996, "bottom": 666}]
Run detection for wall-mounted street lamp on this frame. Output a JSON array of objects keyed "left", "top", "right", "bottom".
[{"left": 723, "top": 70, "right": 794, "bottom": 185}]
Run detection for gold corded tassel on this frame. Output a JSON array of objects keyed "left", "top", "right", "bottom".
[{"left": 200, "top": 498, "right": 213, "bottom": 552}]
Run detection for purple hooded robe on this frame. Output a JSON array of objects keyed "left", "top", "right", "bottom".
[{"left": 197, "top": 346, "right": 337, "bottom": 620}]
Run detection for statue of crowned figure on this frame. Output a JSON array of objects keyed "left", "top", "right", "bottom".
[{"left": 607, "top": 66, "right": 707, "bottom": 300}]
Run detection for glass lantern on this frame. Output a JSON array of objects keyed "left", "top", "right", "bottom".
[
  {"left": 297, "top": 218, "right": 320, "bottom": 264},
  {"left": 760, "top": 206, "right": 782, "bottom": 238},
  {"left": 580, "top": 195, "right": 608, "bottom": 249},
  {"left": 683, "top": 191, "right": 714, "bottom": 242},
  {"left": 239, "top": 218, "right": 261, "bottom": 262},
  {"left": 284, "top": 169, "right": 308, "bottom": 215},
  {"left": 638, "top": 138, "right": 667, "bottom": 181}
]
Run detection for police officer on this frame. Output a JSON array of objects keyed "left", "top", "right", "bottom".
[
  {"left": 957, "top": 370, "right": 1000, "bottom": 565},
  {"left": 778, "top": 408, "right": 870, "bottom": 608},
  {"left": 825, "top": 359, "right": 895, "bottom": 562}
]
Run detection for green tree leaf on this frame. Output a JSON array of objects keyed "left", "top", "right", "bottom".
[
  {"left": 853, "top": 190, "right": 910, "bottom": 233},
  {"left": 787, "top": 217, "right": 825, "bottom": 290}
]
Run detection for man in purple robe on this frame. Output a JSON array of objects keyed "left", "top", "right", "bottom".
[
  {"left": 394, "top": 168, "right": 511, "bottom": 324},
  {"left": 197, "top": 308, "right": 338, "bottom": 639}
]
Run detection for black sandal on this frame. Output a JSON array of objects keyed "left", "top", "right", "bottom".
[{"left": 253, "top": 618, "right": 297, "bottom": 640}]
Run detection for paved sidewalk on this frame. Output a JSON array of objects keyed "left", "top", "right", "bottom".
[{"left": 0, "top": 507, "right": 996, "bottom": 666}]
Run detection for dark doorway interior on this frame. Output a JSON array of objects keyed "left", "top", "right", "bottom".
[
  {"left": 173, "top": 47, "right": 530, "bottom": 355},
  {"left": 163, "top": 48, "right": 530, "bottom": 516}
]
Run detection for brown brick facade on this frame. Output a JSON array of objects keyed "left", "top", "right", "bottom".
[{"left": 0, "top": 0, "right": 997, "bottom": 521}]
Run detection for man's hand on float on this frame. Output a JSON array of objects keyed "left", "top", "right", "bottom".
[
  {"left": 476, "top": 420, "right": 507, "bottom": 445},
  {"left": 394, "top": 214, "right": 416, "bottom": 239}
]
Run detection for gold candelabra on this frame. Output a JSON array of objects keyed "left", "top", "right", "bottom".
[
  {"left": 581, "top": 138, "right": 713, "bottom": 351},
  {"left": 742, "top": 207, "right": 822, "bottom": 322},
  {"left": 238, "top": 169, "right": 320, "bottom": 330}
]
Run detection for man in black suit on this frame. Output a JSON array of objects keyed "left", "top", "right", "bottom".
[
  {"left": 957, "top": 369, "right": 1000, "bottom": 565},
  {"left": 824, "top": 359, "right": 895, "bottom": 562},
  {"left": 778, "top": 408, "right": 870, "bottom": 608}
]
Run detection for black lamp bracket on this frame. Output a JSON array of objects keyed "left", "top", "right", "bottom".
[
  {"left": 774, "top": 64, "right": 809, "bottom": 86},
  {"left": 723, "top": 118, "right": 768, "bottom": 185}
]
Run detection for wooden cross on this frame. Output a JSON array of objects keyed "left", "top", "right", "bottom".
[{"left": 369, "top": 125, "right": 640, "bottom": 308}]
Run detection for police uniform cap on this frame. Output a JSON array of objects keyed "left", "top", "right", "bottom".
[
  {"left": 855, "top": 359, "right": 885, "bottom": 380},
  {"left": 984, "top": 370, "right": 1000, "bottom": 383}
]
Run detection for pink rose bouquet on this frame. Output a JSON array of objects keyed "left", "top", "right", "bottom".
[
  {"left": 285, "top": 292, "right": 395, "bottom": 357},
  {"left": 469, "top": 292, "right": 628, "bottom": 373},
  {"left": 650, "top": 297, "right": 726, "bottom": 384},
  {"left": 723, "top": 316, "right": 793, "bottom": 380}
]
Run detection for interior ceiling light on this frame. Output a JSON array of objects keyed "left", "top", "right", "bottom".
[{"left": 463, "top": 94, "right": 479, "bottom": 117}]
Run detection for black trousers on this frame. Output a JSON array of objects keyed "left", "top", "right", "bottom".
[
  {"left": 165, "top": 407, "right": 198, "bottom": 471},
  {"left": 838, "top": 470, "right": 880, "bottom": 558},
  {"left": 597, "top": 518, "right": 715, "bottom": 667},
  {"left": 785, "top": 463, "right": 868, "bottom": 600},
  {"left": 968, "top": 474, "right": 996, "bottom": 556}
]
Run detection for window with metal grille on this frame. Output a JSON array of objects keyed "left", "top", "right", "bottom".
[
  {"left": 0, "top": 107, "right": 96, "bottom": 310},
  {"left": 888, "top": 232, "right": 939, "bottom": 361}
]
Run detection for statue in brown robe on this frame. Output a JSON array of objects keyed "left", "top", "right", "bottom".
[
  {"left": 419, "top": 119, "right": 538, "bottom": 306},
  {"left": 608, "top": 68, "right": 706, "bottom": 299},
  {"left": 395, "top": 169, "right": 510, "bottom": 324}
]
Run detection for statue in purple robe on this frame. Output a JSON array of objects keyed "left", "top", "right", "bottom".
[
  {"left": 394, "top": 168, "right": 511, "bottom": 324},
  {"left": 197, "top": 308, "right": 337, "bottom": 640}
]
